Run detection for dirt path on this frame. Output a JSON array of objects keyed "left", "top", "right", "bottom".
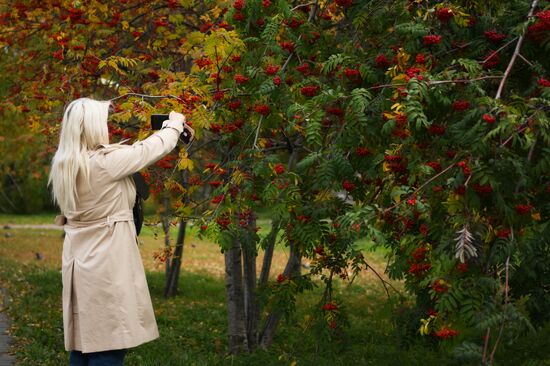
[{"left": 2, "top": 224, "right": 61, "bottom": 230}]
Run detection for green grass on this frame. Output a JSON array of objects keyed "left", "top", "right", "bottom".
[
  {"left": 0, "top": 257, "right": 450, "bottom": 366},
  {"left": 0, "top": 212, "right": 60, "bottom": 225},
  {"left": 1, "top": 215, "right": 550, "bottom": 365}
]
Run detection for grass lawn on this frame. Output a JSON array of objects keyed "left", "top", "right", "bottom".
[{"left": 1, "top": 215, "right": 549, "bottom": 365}]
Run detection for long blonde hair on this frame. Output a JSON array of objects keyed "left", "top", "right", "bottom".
[{"left": 48, "top": 97, "right": 111, "bottom": 214}]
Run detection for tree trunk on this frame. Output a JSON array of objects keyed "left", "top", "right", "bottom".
[
  {"left": 163, "top": 171, "right": 189, "bottom": 298},
  {"left": 259, "top": 220, "right": 280, "bottom": 286},
  {"left": 161, "top": 191, "right": 171, "bottom": 278},
  {"left": 242, "top": 215, "right": 259, "bottom": 350},
  {"left": 163, "top": 219, "right": 186, "bottom": 297},
  {"left": 259, "top": 239, "right": 302, "bottom": 348},
  {"left": 258, "top": 148, "right": 302, "bottom": 348},
  {"left": 224, "top": 234, "right": 249, "bottom": 354}
]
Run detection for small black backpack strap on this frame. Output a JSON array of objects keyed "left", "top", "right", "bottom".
[
  {"left": 131, "top": 172, "right": 150, "bottom": 236},
  {"left": 132, "top": 172, "right": 150, "bottom": 200}
]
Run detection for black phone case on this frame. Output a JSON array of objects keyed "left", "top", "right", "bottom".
[
  {"left": 150, "top": 114, "right": 169, "bottom": 130},
  {"left": 150, "top": 114, "right": 192, "bottom": 143}
]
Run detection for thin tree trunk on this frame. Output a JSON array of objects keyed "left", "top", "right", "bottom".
[
  {"left": 259, "top": 220, "right": 280, "bottom": 289},
  {"left": 163, "top": 219, "right": 186, "bottom": 297},
  {"left": 161, "top": 192, "right": 171, "bottom": 277},
  {"left": 242, "top": 215, "right": 259, "bottom": 350},
  {"left": 225, "top": 235, "right": 249, "bottom": 354},
  {"left": 258, "top": 147, "right": 302, "bottom": 348},
  {"left": 259, "top": 239, "right": 302, "bottom": 348},
  {"left": 163, "top": 171, "right": 189, "bottom": 298}
]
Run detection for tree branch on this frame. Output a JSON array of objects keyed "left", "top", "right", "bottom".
[
  {"left": 367, "top": 76, "right": 503, "bottom": 92},
  {"left": 383, "top": 162, "right": 457, "bottom": 214},
  {"left": 495, "top": 0, "right": 540, "bottom": 99}
]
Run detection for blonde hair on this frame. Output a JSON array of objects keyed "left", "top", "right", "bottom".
[{"left": 48, "top": 97, "right": 111, "bottom": 214}]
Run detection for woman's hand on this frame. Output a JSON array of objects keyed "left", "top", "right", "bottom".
[
  {"left": 169, "top": 110, "right": 195, "bottom": 143},
  {"left": 169, "top": 110, "right": 185, "bottom": 124}
]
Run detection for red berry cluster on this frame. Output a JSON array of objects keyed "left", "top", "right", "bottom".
[
  {"left": 335, "top": 0, "right": 352, "bottom": 7},
  {"left": 484, "top": 30, "right": 506, "bottom": 42},
  {"left": 234, "top": 74, "right": 249, "bottom": 84},
  {"left": 425, "top": 161, "right": 442, "bottom": 172},
  {"left": 457, "top": 161, "right": 471, "bottom": 175},
  {"left": 434, "top": 327, "right": 458, "bottom": 339},
  {"left": 408, "top": 246, "right": 431, "bottom": 277},
  {"left": 342, "top": 180, "right": 356, "bottom": 192},
  {"left": 375, "top": 54, "right": 391, "bottom": 68},
  {"left": 273, "top": 163, "right": 285, "bottom": 175},
  {"left": 515, "top": 204, "right": 533, "bottom": 215},
  {"left": 432, "top": 279, "right": 448, "bottom": 293},
  {"left": 322, "top": 301, "right": 338, "bottom": 311},
  {"left": 265, "top": 64, "right": 280, "bottom": 75},
  {"left": 436, "top": 8, "right": 453, "bottom": 22},
  {"left": 428, "top": 124, "right": 445, "bottom": 136},
  {"left": 451, "top": 100, "right": 470, "bottom": 111},
  {"left": 228, "top": 99, "right": 242, "bottom": 110},
  {"left": 528, "top": 10, "right": 550, "bottom": 36},
  {"left": 355, "top": 146, "right": 370, "bottom": 156},
  {"left": 300, "top": 85, "right": 319, "bottom": 97},
  {"left": 482, "top": 114, "right": 496, "bottom": 123},
  {"left": 233, "top": 0, "right": 245, "bottom": 10},
  {"left": 423, "top": 34, "right": 442, "bottom": 45},
  {"left": 254, "top": 104, "right": 271, "bottom": 116}
]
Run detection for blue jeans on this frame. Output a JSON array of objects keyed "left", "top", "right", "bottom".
[{"left": 69, "top": 349, "right": 127, "bottom": 366}]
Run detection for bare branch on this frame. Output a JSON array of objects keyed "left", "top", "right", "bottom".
[{"left": 495, "top": 0, "right": 540, "bottom": 99}]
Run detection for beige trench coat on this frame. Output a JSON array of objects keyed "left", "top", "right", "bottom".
[{"left": 54, "top": 119, "right": 184, "bottom": 353}]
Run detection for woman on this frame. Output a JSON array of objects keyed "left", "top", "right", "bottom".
[{"left": 47, "top": 97, "right": 193, "bottom": 365}]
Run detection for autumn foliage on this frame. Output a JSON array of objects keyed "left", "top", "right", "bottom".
[{"left": 2, "top": 0, "right": 550, "bottom": 362}]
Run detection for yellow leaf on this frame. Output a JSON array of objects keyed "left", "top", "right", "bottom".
[
  {"left": 122, "top": 21, "right": 129, "bottom": 30},
  {"left": 176, "top": 204, "right": 193, "bottom": 218},
  {"left": 392, "top": 73, "right": 408, "bottom": 84},
  {"left": 96, "top": 2, "right": 109, "bottom": 14},
  {"left": 385, "top": 65, "right": 398, "bottom": 78},
  {"left": 164, "top": 180, "right": 186, "bottom": 194},
  {"left": 314, "top": 190, "right": 333, "bottom": 202},
  {"left": 210, "top": 6, "right": 223, "bottom": 19},
  {"left": 231, "top": 170, "right": 244, "bottom": 186},
  {"left": 396, "top": 48, "right": 410, "bottom": 70},
  {"left": 383, "top": 112, "right": 395, "bottom": 120},
  {"left": 532, "top": 212, "right": 541, "bottom": 221},
  {"left": 203, "top": 29, "right": 246, "bottom": 61},
  {"left": 28, "top": 115, "right": 41, "bottom": 132},
  {"left": 187, "top": 31, "right": 206, "bottom": 46},
  {"left": 178, "top": 0, "right": 195, "bottom": 8},
  {"left": 391, "top": 103, "right": 403, "bottom": 112},
  {"left": 177, "top": 150, "right": 194, "bottom": 171}
]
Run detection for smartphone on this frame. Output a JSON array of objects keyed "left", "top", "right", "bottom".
[{"left": 151, "top": 114, "right": 192, "bottom": 143}]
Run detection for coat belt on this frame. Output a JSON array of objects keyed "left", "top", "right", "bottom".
[{"left": 61, "top": 209, "right": 134, "bottom": 229}]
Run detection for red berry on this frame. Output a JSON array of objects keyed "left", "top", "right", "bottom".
[
  {"left": 482, "top": 114, "right": 496, "bottom": 123},
  {"left": 273, "top": 163, "right": 285, "bottom": 174},
  {"left": 375, "top": 54, "right": 390, "bottom": 68},
  {"left": 423, "top": 35, "right": 442, "bottom": 45},
  {"left": 233, "top": 0, "right": 245, "bottom": 10},
  {"left": 436, "top": 8, "right": 453, "bottom": 22},
  {"left": 342, "top": 180, "right": 356, "bottom": 192}
]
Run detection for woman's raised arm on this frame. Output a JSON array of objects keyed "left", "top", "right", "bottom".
[{"left": 97, "top": 112, "right": 186, "bottom": 181}]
